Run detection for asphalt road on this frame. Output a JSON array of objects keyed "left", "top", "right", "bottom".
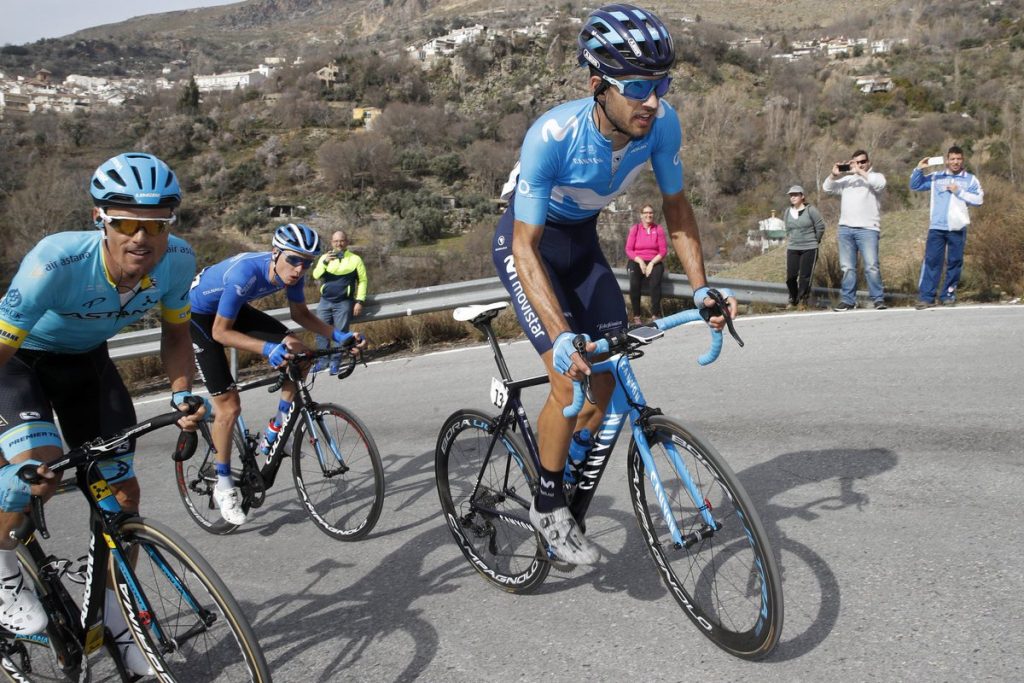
[{"left": 37, "top": 304, "right": 1024, "bottom": 682}]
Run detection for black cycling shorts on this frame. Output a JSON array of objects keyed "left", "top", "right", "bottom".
[
  {"left": 492, "top": 197, "right": 626, "bottom": 354},
  {"left": 190, "top": 305, "right": 289, "bottom": 395},
  {"left": 0, "top": 344, "right": 137, "bottom": 482}
]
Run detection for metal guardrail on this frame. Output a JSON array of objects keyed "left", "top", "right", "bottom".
[{"left": 107, "top": 270, "right": 893, "bottom": 361}]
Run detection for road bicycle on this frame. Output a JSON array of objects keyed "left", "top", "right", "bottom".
[
  {"left": 434, "top": 298, "right": 783, "bottom": 659},
  {"left": 175, "top": 347, "right": 385, "bottom": 541},
  {"left": 0, "top": 404, "right": 270, "bottom": 682}
]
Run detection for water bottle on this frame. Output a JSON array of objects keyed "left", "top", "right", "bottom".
[
  {"left": 563, "top": 428, "right": 592, "bottom": 484},
  {"left": 259, "top": 418, "right": 280, "bottom": 455}
]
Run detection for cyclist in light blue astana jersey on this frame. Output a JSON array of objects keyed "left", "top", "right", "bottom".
[
  {"left": 189, "top": 223, "right": 365, "bottom": 527},
  {"left": 0, "top": 153, "right": 204, "bottom": 674},
  {"left": 492, "top": 3, "right": 738, "bottom": 566}
]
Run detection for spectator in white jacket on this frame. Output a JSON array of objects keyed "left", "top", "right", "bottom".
[
  {"left": 822, "top": 149, "right": 888, "bottom": 311},
  {"left": 909, "top": 146, "right": 984, "bottom": 308}
]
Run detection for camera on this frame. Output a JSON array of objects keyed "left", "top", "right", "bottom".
[{"left": 836, "top": 163, "right": 852, "bottom": 173}]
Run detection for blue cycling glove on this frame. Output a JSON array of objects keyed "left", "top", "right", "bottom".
[
  {"left": 693, "top": 287, "right": 736, "bottom": 309},
  {"left": 331, "top": 329, "right": 353, "bottom": 346},
  {"left": 552, "top": 332, "right": 589, "bottom": 375},
  {"left": 0, "top": 460, "right": 42, "bottom": 512},
  {"left": 263, "top": 341, "right": 289, "bottom": 367},
  {"left": 170, "top": 390, "right": 213, "bottom": 420}
]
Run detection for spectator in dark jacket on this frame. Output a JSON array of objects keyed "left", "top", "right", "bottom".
[{"left": 783, "top": 185, "right": 826, "bottom": 309}]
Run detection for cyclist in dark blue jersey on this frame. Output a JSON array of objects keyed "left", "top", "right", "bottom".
[
  {"left": 0, "top": 153, "right": 204, "bottom": 672},
  {"left": 492, "top": 4, "right": 738, "bottom": 565},
  {"left": 189, "top": 223, "right": 364, "bottom": 526}
]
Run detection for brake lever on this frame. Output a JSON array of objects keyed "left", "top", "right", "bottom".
[
  {"left": 572, "top": 334, "right": 596, "bottom": 405},
  {"left": 701, "top": 289, "right": 745, "bottom": 348}
]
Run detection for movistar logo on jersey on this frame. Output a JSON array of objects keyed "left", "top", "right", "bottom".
[
  {"left": 541, "top": 115, "right": 579, "bottom": 144},
  {"left": 572, "top": 158, "right": 601, "bottom": 165}
]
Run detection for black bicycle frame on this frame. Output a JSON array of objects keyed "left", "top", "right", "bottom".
[{"left": 475, "top": 319, "right": 626, "bottom": 528}]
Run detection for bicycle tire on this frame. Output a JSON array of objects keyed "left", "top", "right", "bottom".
[
  {"left": 175, "top": 425, "right": 250, "bottom": 535},
  {"left": 0, "top": 548, "right": 82, "bottom": 682},
  {"left": 292, "top": 402, "right": 384, "bottom": 541},
  {"left": 110, "top": 518, "right": 270, "bottom": 682},
  {"left": 435, "top": 409, "right": 549, "bottom": 593},
  {"left": 627, "top": 415, "right": 783, "bottom": 659}
]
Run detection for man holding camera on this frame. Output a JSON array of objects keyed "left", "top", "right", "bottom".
[
  {"left": 312, "top": 230, "right": 367, "bottom": 374},
  {"left": 909, "top": 146, "right": 984, "bottom": 308},
  {"left": 822, "top": 149, "right": 887, "bottom": 311}
]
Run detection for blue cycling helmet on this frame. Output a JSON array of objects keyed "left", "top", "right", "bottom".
[
  {"left": 578, "top": 4, "right": 675, "bottom": 78},
  {"left": 272, "top": 223, "right": 321, "bottom": 256},
  {"left": 90, "top": 152, "right": 181, "bottom": 208}
]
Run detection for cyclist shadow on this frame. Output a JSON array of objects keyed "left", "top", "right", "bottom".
[
  {"left": 739, "top": 447, "right": 897, "bottom": 661},
  {"left": 241, "top": 523, "right": 471, "bottom": 682},
  {"left": 540, "top": 447, "right": 896, "bottom": 662}
]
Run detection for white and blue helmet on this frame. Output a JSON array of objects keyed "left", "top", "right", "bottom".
[
  {"left": 272, "top": 223, "right": 321, "bottom": 256},
  {"left": 90, "top": 152, "right": 181, "bottom": 208}
]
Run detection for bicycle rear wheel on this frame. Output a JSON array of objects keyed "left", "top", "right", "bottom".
[
  {"left": 627, "top": 416, "right": 783, "bottom": 659},
  {"left": 111, "top": 519, "right": 270, "bottom": 682},
  {"left": 435, "top": 409, "right": 549, "bottom": 593},
  {"left": 175, "top": 426, "right": 250, "bottom": 535},
  {"left": 0, "top": 548, "right": 82, "bottom": 682},
  {"left": 292, "top": 402, "right": 384, "bottom": 541}
]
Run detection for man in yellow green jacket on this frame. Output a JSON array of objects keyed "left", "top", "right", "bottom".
[{"left": 313, "top": 230, "right": 367, "bottom": 374}]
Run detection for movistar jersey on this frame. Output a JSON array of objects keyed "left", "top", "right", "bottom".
[
  {"left": 0, "top": 231, "right": 194, "bottom": 353},
  {"left": 500, "top": 96, "right": 684, "bottom": 226},
  {"left": 189, "top": 252, "right": 306, "bottom": 318}
]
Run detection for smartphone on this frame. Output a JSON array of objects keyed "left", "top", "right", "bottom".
[
  {"left": 927, "top": 156, "right": 945, "bottom": 167},
  {"left": 627, "top": 325, "right": 665, "bottom": 344},
  {"left": 836, "top": 163, "right": 852, "bottom": 173}
]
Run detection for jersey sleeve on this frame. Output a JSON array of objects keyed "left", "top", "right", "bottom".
[
  {"left": 0, "top": 238, "right": 67, "bottom": 349},
  {"left": 160, "top": 238, "right": 195, "bottom": 325},
  {"left": 512, "top": 117, "right": 563, "bottom": 227},
  {"left": 650, "top": 102, "right": 684, "bottom": 196}
]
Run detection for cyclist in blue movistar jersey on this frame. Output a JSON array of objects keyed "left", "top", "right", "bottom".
[
  {"left": 0, "top": 153, "right": 204, "bottom": 672},
  {"left": 189, "top": 223, "right": 364, "bottom": 526},
  {"left": 492, "top": 4, "right": 738, "bottom": 565}
]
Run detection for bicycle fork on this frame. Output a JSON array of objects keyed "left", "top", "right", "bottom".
[
  {"left": 632, "top": 423, "right": 721, "bottom": 549},
  {"left": 301, "top": 408, "right": 349, "bottom": 477}
]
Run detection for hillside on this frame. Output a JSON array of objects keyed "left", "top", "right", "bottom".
[
  {"left": 1, "top": 0, "right": 1022, "bottom": 308},
  {"left": 721, "top": 208, "right": 929, "bottom": 298}
]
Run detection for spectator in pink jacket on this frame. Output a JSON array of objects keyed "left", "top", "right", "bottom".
[{"left": 625, "top": 204, "right": 669, "bottom": 323}]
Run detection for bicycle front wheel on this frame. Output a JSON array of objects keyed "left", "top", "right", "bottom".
[
  {"left": 175, "top": 426, "right": 249, "bottom": 535},
  {"left": 292, "top": 403, "right": 385, "bottom": 541},
  {"left": 435, "top": 409, "right": 549, "bottom": 593},
  {"left": 111, "top": 518, "right": 270, "bottom": 682},
  {"left": 627, "top": 416, "right": 783, "bottom": 659}
]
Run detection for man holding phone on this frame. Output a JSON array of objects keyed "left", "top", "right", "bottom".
[
  {"left": 312, "top": 230, "right": 367, "bottom": 374},
  {"left": 909, "top": 145, "right": 984, "bottom": 308},
  {"left": 822, "top": 149, "right": 888, "bottom": 310}
]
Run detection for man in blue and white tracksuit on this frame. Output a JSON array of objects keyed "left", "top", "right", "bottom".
[{"left": 909, "top": 145, "right": 984, "bottom": 307}]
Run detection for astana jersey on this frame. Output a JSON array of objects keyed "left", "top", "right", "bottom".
[{"left": 0, "top": 231, "right": 194, "bottom": 353}]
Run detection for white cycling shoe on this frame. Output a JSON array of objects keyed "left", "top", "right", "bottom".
[
  {"left": 529, "top": 502, "right": 600, "bottom": 566},
  {"left": 113, "top": 628, "right": 156, "bottom": 677},
  {"left": 213, "top": 486, "right": 247, "bottom": 526},
  {"left": 0, "top": 567, "right": 48, "bottom": 635}
]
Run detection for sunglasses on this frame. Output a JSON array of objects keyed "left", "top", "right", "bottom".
[
  {"left": 99, "top": 208, "right": 176, "bottom": 236},
  {"left": 283, "top": 254, "right": 314, "bottom": 268},
  {"left": 603, "top": 75, "right": 672, "bottom": 101}
]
